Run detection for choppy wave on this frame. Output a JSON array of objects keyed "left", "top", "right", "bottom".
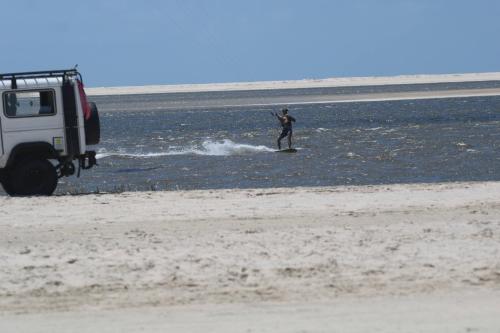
[{"left": 96, "top": 139, "right": 274, "bottom": 159}]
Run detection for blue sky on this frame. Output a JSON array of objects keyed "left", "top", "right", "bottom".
[{"left": 1, "top": 0, "right": 499, "bottom": 87}]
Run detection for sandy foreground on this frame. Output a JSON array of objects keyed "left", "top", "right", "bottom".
[{"left": 1, "top": 182, "right": 500, "bottom": 332}]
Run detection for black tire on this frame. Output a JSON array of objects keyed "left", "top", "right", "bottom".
[
  {"left": 1, "top": 179, "right": 15, "bottom": 196},
  {"left": 85, "top": 102, "right": 100, "bottom": 145},
  {"left": 7, "top": 159, "right": 58, "bottom": 196}
]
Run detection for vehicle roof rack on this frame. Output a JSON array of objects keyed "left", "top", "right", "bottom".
[
  {"left": 0, "top": 69, "right": 82, "bottom": 89},
  {"left": 0, "top": 69, "right": 79, "bottom": 80}
]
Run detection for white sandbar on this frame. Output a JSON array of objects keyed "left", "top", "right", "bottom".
[{"left": 86, "top": 72, "right": 500, "bottom": 96}]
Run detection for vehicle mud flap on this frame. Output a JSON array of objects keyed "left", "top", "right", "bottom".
[{"left": 77, "top": 151, "right": 98, "bottom": 177}]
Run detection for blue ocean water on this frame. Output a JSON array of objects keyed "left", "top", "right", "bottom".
[{"left": 51, "top": 84, "right": 500, "bottom": 194}]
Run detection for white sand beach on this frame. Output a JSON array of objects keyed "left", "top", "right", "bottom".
[
  {"left": 83, "top": 72, "right": 500, "bottom": 113},
  {"left": 1, "top": 182, "right": 500, "bottom": 332},
  {"left": 85, "top": 72, "right": 500, "bottom": 111},
  {"left": 86, "top": 72, "right": 500, "bottom": 96}
]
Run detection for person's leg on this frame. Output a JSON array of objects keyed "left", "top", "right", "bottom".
[
  {"left": 287, "top": 131, "right": 293, "bottom": 149},
  {"left": 277, "top": 129, "right": 288, "bottom": 150}
]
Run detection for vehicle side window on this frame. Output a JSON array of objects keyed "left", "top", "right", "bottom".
[{"left": 3, "top": 90, "right": 56, "bottom": 118}]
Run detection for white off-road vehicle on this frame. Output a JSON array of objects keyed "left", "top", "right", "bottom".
[{"left": 0, "top": 69, "right": 100, "bottom": 196}]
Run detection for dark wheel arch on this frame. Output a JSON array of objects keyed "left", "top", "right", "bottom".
[{"left": 6, "top": 142, "right": 59, "bottom": 168}]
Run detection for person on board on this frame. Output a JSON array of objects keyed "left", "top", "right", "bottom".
[{"left": 274, "top": 108, "right": 296, "bottom": 150}]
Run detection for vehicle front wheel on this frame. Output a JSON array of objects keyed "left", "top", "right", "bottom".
[{"left": 7, "top": 159, "right": 58, "bottom": 196}]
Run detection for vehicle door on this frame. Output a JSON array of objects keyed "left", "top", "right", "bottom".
[{"left": 1, "top": 88, "right": 66, "bottom": 155}]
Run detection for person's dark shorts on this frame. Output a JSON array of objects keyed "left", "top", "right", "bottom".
[{"left": 278, "top": 128, "right": 292, "bottom": 140}]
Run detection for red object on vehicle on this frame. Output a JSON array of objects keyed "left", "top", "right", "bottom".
[{"left": 77, "top": 79, "right": 91, "bottom": 120}]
